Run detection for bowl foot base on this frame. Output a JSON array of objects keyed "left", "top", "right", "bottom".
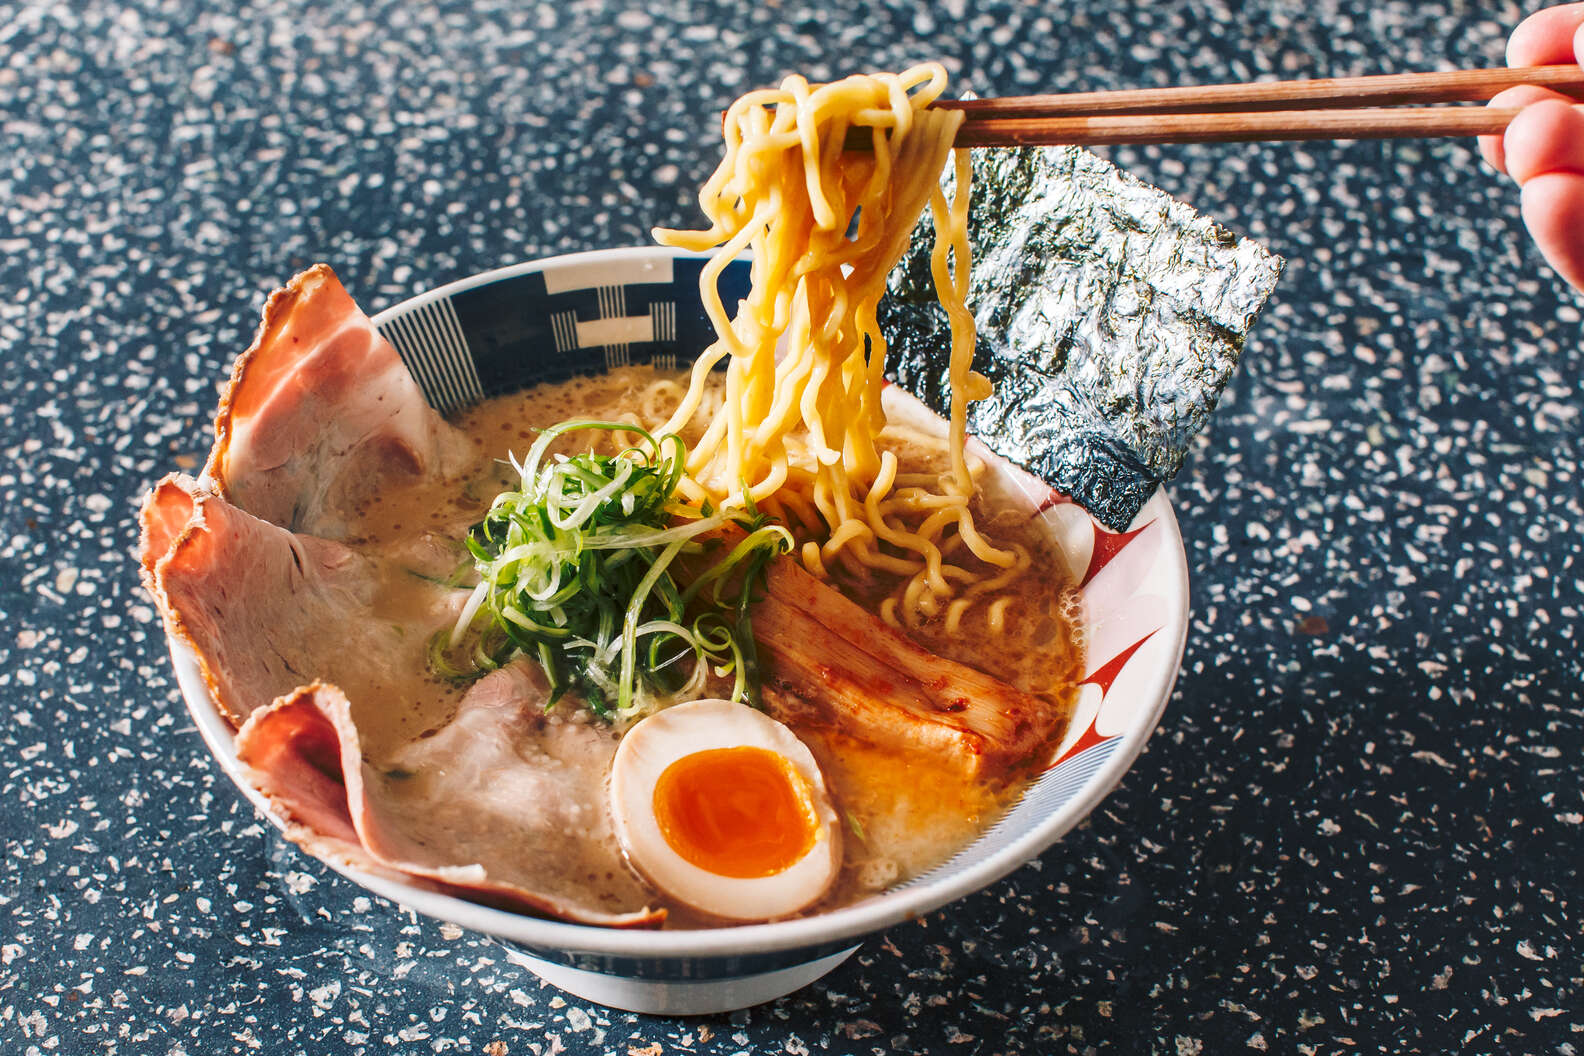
[{"left": 503, "top": 944, "right": 860, "bottom": 1015}]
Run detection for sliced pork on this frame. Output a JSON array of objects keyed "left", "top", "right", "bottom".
[
  {"left": 235, "top": 672, "right": 665, "bottom": 927},
  {"left": 138, "top": 473, "right": 464, "bottom": 742},
  {"left": 754, "top": 561, "right": 1059, "bottom": 778},
  {"left": 203, "top": 264, "right": 471, "bottom": 539}
]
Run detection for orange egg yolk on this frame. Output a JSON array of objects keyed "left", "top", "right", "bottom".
[{"left": 652, "top": 746, "right": 820, "bottom": 879}]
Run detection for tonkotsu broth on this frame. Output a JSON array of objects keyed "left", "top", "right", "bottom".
[{"left": 341, "top": 365, "right": 1084, "bottom": 926}]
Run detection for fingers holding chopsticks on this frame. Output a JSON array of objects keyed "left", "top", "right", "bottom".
[
  {"left": 1480, "top": 4, "right": 1584, "bottom": 291},
  {"left": 1479, "top": 3, "right": 1584, "bottom": 172},
  {"left": 1509, "top": 100, "right": 1584, "bottom": 290},
  {"left": 1502, "top": 98, "right": 1584, "bottom": 183},
  {"left": 1479, "top": 84, "right": 1577, "bottom": 172}
]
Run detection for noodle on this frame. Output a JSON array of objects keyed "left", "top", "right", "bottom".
[{"left": 654, "top": 64, "right": 1017, "bottom": 630}]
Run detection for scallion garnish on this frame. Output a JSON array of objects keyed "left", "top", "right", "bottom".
[{"left": 434, "top": 420, "right": 791, "bottom": 719}]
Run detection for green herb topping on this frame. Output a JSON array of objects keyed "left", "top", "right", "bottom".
[{"left": 433, "top": 420, "right": 792, "bottom": 719}]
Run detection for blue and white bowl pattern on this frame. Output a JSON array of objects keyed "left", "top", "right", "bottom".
[{"left": 376, "top": 249, "right": 750, "bottom": 411}]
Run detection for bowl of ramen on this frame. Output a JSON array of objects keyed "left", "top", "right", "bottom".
[
  {"left": 152, "top": 244, "right": 1189, "bottom": 1013},
  {"left": 141, "top": 66, "right": 1202, "bottom": 1015}
]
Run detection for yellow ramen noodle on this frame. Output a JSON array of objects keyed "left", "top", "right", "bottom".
[{"left": 653, "top": 63, "right": 1027, "bottom": 631}]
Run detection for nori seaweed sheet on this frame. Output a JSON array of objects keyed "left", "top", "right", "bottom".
[{"left": 880, "top": 145, "right": 1283, "bottom": 531}]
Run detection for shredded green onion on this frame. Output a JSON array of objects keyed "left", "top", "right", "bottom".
[{"left": 434, "top": 420, "right": 791, "bottom": 718}]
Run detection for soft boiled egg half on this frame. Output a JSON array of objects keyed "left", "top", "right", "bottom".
[{"left": 609, "top": 698, "right": 842, "bottom": 922}]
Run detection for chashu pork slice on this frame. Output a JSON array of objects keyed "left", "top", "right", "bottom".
[
  {"left": 754, "top": 561, "right": 1061, "bottom": 779},
  {"left": 235, "top": 669, "right": 665, "bottom": 927},
  {"left": 203, "top": 264, "right": 472, "bottom": 539},
  {"left": 142, "top": 478, "right": 660, "bottom": 925},
  {"left": 138, "top": 473, "right": 465, "bottom": 747}
]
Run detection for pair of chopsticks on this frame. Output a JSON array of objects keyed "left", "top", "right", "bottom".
[{"left": 928, "top": 65, "right": 1584, "bottom": 147}]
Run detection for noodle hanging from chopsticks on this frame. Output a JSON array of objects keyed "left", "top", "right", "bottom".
[{"left": 653, "top": 63, "right": 1026, "bottom": 629}]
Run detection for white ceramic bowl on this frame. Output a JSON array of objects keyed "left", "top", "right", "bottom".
[{"left": 168, "top": 247, "right": 1190, "bottom": 1015}]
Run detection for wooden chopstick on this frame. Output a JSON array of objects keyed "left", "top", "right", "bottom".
[
  {"left": 954, "top": 106, "right": 1523, "bottom": 148},
  {"left": 834, "top": 65, "right": 1581, "bottom": 148},
  {"left": 936, "top": 65, "right": 1584, "bottom": 118}
]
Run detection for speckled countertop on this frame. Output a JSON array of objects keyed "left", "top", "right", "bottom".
[{"left": 3, "top": 1, "right": 1581, "bottom": 1052}]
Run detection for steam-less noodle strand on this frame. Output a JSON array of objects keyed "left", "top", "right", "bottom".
[{"left": 654, "top": 64, "right": 1017, "bottom": 630}]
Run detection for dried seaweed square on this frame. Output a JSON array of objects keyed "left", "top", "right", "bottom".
[{"left": 880, "top": 145, "right": 1283, "bottom": 530}]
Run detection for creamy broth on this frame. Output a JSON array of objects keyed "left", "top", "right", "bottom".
[{"left": 344, "top": 365, "right": 1083, "bottom": 926}]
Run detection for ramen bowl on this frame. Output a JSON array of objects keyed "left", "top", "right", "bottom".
[{"left": 169, "top": 247, "right": 1190, "bottom": 1015}]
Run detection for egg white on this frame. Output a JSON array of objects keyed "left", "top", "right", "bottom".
[{"left": 609, "top": 698, "right": 842, "bottom": 922}]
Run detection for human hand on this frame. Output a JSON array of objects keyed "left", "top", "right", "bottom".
[{"left": 1478, "top": 3, "right": 1584, "bottom": 291}]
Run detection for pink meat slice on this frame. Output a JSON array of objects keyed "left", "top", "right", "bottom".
[
  {"left": 235, "top": 671, "right": 665, "bottom": 927},
  {"left": 138, "top": 473, "right": 462, "bottom": 732},
  {"left": 203, "top": 263, "right": 471, "bottom": 539}
]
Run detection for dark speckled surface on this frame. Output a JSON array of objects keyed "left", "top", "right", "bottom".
[{"left": 3, "top": 1, "right": 1581, "bottom": 1052}]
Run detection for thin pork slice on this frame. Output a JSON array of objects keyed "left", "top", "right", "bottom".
[
  {"left": 235, "top": 671, "right": 665, "bottom": 927},
  {"left": 754, "top": 561, "right": 1059, "bottom": 778},
  {"left": 203, "top": 264, "right": 471, "bottom": 539},
  {"left": 139, "top": 473, "right": 465, "bottom": 740}
]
